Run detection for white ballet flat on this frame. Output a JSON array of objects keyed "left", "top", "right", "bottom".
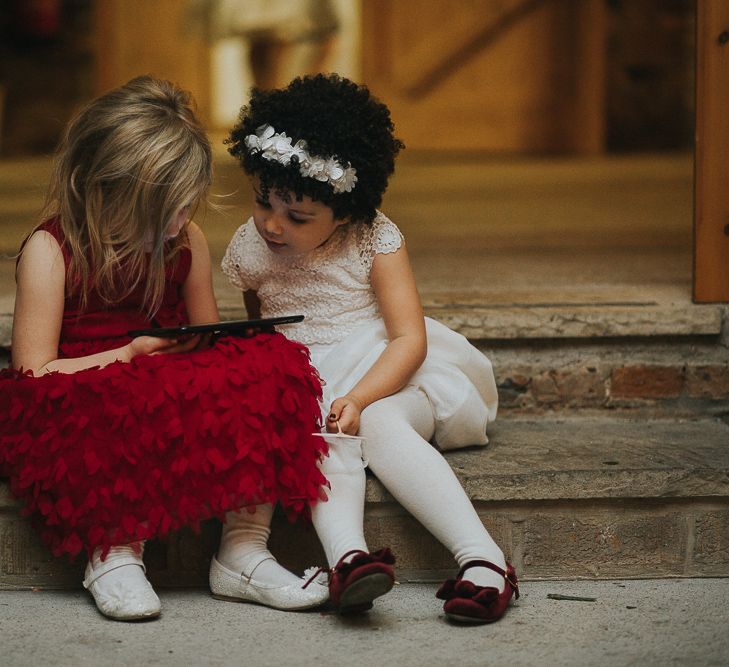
[
  {"left": 83, "top": 544, "right": 161, "bottom": 621},
  {"left": 209, "top": 554, "right": 329, "bottom": 610}
]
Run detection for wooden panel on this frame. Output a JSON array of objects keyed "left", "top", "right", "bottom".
[
  {"left": 93, "top": 0, "right": 210, "bottom": 122},
  {"left": 361, "top": 0, "right": 606, "bottom": 153},
  {"left": 694, "top": 0, "right": 729, "bottom": 302}
]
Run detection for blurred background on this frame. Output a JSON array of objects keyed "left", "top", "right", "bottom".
[{"left": 0, "top": 0, "right": 696, "bottom": 312}]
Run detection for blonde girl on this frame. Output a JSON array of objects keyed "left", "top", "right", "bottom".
[{"left": 0, "top": 76, "right": 329, "bottom": 621}]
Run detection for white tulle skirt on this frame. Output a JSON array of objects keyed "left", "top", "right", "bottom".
[{"left": 308, "top": 317, "right": 498, "bottom": 451}]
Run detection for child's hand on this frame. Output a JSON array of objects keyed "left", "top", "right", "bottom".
[
  {"left": 127, "top": 335, "right": 201, "bottom": 359},
  {"left": 327, "top": 394, "right": 364, "bottom": 435},
  {"left": 155, "top": 335, "right": 202, "bottom": 355}
]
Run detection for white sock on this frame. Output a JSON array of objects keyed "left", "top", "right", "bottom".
[
  {"left": 217, "top": 503, "right": 303, "bottom": 587},
  {"left": 361, "top": 388, "right": 507, "bottom": 592},
  {"left": 311, "top": 438, "right": 369, "bottom": 567}
]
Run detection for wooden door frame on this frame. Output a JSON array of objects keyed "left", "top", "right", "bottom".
[{"left": 694, "top": 0, "right": 729, "bottom": 302}]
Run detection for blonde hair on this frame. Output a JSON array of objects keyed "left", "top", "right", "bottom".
[{"left": 37, "top": 75, "right": 212, "bottom": 315}]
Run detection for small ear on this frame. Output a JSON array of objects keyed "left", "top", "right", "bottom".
[{"left": 334, "top": 216, "right": 350, "bottom": 228}]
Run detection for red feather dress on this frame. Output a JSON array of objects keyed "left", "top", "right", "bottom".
[{"left": 0, "top": 222, "right": 328, "bottom": 559}]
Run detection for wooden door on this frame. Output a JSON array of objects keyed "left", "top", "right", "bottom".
[
  {"left": 361, "top": 0, "right": 606, "bottom": 153},
  {"left": 94, "top": 0, "right": 210, "bottom": 122},
  {"left": 694, "top": 0, "right": 729, "bottom": 302}
]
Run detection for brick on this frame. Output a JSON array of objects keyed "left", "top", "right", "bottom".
[
  {"left": 363, "top": 510, "right": 512, "bottom": 574},
  {"left": 529, "top": 374, "right": 560, "bottom": 405},
  {"left": 685, "top": 366, "right": 729, "bottom": 399},
  {"left": 529, "top": 368, "right": 607, "bottom": 408},
  {"left": 270, "top": 514, "right": 326, "bottom": 573},
  {"left": 0, "top": 481, "right": 22, "bottom": 509},
  {"left": 0, "top": 517, "right": 82, "bottom": 588},
  {"left": 148, "top": 523, "right": 219, "bottom": 588},
  {"left": 522, "top": 510, "right": 687, "bottom": 578},
  {"left": 693, "top": 510, "right": 729, "bottom": 570},
  {"left": 364, "top": 514, "right": 454, "bottom": 572},
  {"left": 610, "top": 365, "right": 684, "bottom": 399},
  {"left": 497, "top": 374, "right": 531, "bottom": 408}
]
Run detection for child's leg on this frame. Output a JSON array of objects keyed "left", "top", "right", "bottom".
[
  {"left": 309, "top": 438, "right": 395, "bottom": 612},
  {"left": 217, "top": 503, "right": 310, "bottom": 587},
  {"left": 310, "top": 438, "right": 369, "bottom": 566},
  {"left": 212, "top": 503, "right": 329, "bottom": 609},
  {"left": 359, "top": 387, "right": 507, "bottom": 592}
]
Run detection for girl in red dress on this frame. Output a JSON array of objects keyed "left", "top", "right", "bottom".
[{"left": 0, "top": 76, "right": 329, "bottom": 620}]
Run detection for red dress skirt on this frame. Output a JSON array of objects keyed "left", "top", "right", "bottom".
[{"left": 0, "top": 223, "right": 327, "bottom": 559}]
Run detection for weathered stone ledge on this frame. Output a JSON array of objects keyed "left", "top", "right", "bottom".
[
  {"left": 363, "top": 417, "right": 729, "bottom": 502},
  {"left": 422, "top": 303, "right": 723, "bottom": 340},
  {"left": 1, "top": 299, "right": 725, "bottom": 350}
]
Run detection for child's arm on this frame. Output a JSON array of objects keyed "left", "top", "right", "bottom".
[
  {"left": 181, "top": 222, "right": 220, "bottom": 324},
  {"left": 243, "top": 290, "right": 262, "bottom": 319},
  {"left": 11, "top": 231, "right": 196, "bottom": 375},
  {"left": 328, "top": 242, "right": 427, "bottom": 434}
]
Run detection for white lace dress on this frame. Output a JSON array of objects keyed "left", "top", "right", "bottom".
[{"left": 222, "top": 212, "right": 498, "bottom": 449}]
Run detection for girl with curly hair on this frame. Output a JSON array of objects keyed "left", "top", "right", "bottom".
[
  {"left": 222, "top": 73, "right": 517, "bottom": 624},
  {"left": 0, "top": 76, "right": 330, "bottom": 621}
]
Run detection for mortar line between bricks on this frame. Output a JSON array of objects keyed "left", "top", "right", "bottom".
[
  {"left": 510, "top": 515, "right": 525, "bottom": 574},
  {"left": 684, "top": 510, "right": 697, "bottom": 576}
]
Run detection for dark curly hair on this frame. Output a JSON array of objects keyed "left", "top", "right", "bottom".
[{"left": 227, "top": 73, "right": 403, "bottom": 224}]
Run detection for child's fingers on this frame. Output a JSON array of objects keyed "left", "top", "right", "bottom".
[
  {"left": 146, "top": 337, "right": 178, "bottom": 356},
  {"left": 325, "top": 399, "right": 346, "bottom": 432},
  {"left": 326, "top": 398, "right": 360, "bottom": 435},
  {"left": 327, "top": 398, "right": 344, "bottom": 422},
  {"left": 336, "top": 413, "right": 359, "bottom": 435},
  {"left": 167, "top": 335, "right": 201, "bottom": 354}
]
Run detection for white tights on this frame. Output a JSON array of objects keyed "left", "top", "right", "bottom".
[{"left": 312, "top": 386, "right": 506, "bottom": 591}]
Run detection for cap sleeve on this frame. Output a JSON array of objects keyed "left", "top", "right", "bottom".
[
  {"left": 221, "top": 219, "right": 260, "bottom": 291},
  {"left": 357, "top": 212, "right": 404, "bottom": 273}
]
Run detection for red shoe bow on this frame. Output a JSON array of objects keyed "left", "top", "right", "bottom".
[
  {"left": 306, "top": 547, "right": 396, "bottom": 613},
  {"left": 436, "top": 560, "right": 519, "bottom": 624}
]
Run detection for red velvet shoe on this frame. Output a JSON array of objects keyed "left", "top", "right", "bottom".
[
  {"left": 325, "top": 548, "right": 396, "bottom": 613},
  {"left": 436, "top": 560, "right": 519, "bottom": 624}
]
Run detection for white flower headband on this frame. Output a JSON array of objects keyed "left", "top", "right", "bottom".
[{"left": 244, "top": 124, "right": 358, "bottom": 194}]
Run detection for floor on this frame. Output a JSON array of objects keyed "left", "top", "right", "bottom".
[{"left": 1, "top": 579, "right": 727, "bottom": 667}]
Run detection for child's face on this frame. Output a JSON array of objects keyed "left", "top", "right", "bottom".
[
  {"left": 252, "top": 180, "right": 346, "bottom": 256},
  {"left": 144, "top": 204, "right": 190, "bottom": 252},
  {"left": 165, "top": 205, "right": 190, "bottom": 240}
]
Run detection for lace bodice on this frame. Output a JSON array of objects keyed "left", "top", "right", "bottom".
[{"left": 221, "top": 212, "right": 403, "bottom": 345}]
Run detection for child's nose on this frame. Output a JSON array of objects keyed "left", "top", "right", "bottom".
[{"left": 264, "top": 212, "right": 284, "bottom": 236}]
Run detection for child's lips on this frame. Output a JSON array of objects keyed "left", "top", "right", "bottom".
[{"left": 264, "top": 238, "right": 286, "bottom": 250}]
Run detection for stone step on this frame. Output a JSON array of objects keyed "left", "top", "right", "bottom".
[{"left": 2, "top": 416, "right": 728, "bottom": 590}]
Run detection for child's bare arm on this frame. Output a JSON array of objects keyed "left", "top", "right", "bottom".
[
  {"left": 181, "top": 222, "right": 220, "bottom": 324},
  {"left": 243, "top": 290, "right": 262, "bottom": 319},
  {"left": 12, "top": 231, "right": 194, "bottom": 375},
  {"left": 11, "top": 231, "right": 66, "bottom": 373},
  {"left": 328, "top": 243, "right": 427, "bottom": 434}
]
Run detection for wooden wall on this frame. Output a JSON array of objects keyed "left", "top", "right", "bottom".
[
  {"left": 694, "top": 0, "right": 729, "bottom": 302},
  {"left": 94, "top": 0, "right": 210, "bottom": 121},
  {"left": 361, "top": 0, "right": 606, "bottom": 153}
]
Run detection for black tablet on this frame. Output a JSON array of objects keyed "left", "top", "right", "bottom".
[{"left": 128, "top": 315, "right": 304, "bottom": 339}]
